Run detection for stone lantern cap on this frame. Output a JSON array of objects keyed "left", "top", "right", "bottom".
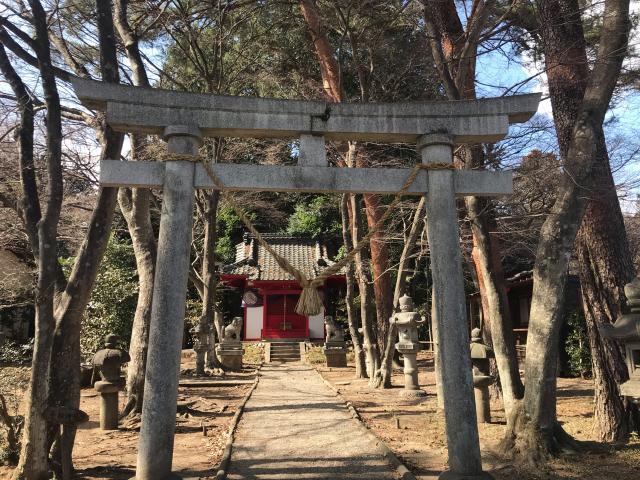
[
  {"left": 470, "top": 328, "right": 494, "bottom": 359},
  {"left": 92, "top": 334, "right": 130, "bottom": 384},
  {"left": 600, "top": 277, "right": 640, "bottom": 342}
]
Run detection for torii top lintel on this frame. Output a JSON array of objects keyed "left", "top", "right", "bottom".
[{"left": 72, "top": 78, "right": 540, "bottom": 144}]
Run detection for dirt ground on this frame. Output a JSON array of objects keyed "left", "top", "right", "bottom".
[
  {"left": 0, "top": 349, "right": 261, "bottom": 479},
  {"left": 316, "top": 351, "right": 640, "bottom": 480}
]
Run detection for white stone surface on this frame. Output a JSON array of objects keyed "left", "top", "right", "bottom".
[
  {"left": 308, "top": 308, "right": 325, "bottom": 340},
  {"left": 245, "top": 306, "right": 263, "bottom": 340},
  {"left": 72, "top": 77, "right": 539, "bottom": 143},
  {"left": 99, "top": 160, "right": 513, "bottom": 197}
]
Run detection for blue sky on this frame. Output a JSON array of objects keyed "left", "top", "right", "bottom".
[{"left": 475, "top": 38, "right": 640, "bottom": 213}]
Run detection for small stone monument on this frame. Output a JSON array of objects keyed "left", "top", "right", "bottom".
[
  {"left": 390, "top": 295, "right": 426, "bottom": 398},
  {"left": 599, "top": 277, "right": 640, "bottom": 404},
  {"left": 217, "top": 316, "right": 244, "bottom": 370},
  {"left": 469, "top": 328, "right": 495, "bottom": 423},
  {"left": 323, "top": 316, "right": 347, "bottom": 367},
  {"left": 92, "top": 334, "right": 130, "bottom": 430},
  {"left": 191, "top": 319, "right": 211, "bottom": 375}
]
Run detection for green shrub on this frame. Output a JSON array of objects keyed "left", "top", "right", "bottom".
[
  {"left": 62, "top": 236, "right": 138, "bottom": 360},
  {"left": 565, "top": 312, "right": 592, "bottom": 378}
]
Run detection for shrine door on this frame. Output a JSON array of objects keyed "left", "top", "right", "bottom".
[{"left": 264, "top": 293, "right": 308, "bottom": 339}]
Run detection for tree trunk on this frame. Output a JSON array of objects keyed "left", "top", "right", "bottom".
[
  {"left": 200, "top": 189, "right": 222, "bottom": 371},
  {"left": 341, "top": 194, "right": 366, "bottom": 378},
  {"left": 119, "top": 179, "right": 156, "bottom": 416},
  {"left": 46, "top": 4, "right": 124, "bottom": 474},
  {"left": 466, "top": 192, "right": 524, "bottom": 417},
  {"left": 372, "top": 197, "right": 425, "bottom": 388},
  {"left": 350, "top": 194, "right": 380, "bottom": 379},
  {"left": 501, "top": 0, "right": 630, "bottom": 461},
  {"left": 13, "top": 2, "right": 64, "bottom": 477},
  {"left": 424, "top": 0, "right": 523, "bottom": 418},
  {"left": 575, "top": 132, "right": 637, "bottom": 442},
  {"left": 114, "top": 0, "right": 156, "bottom": 414},
  {"left": 299, "top": 1, "right": 391, "bottom": 367},
  {"left": 361, "top": 191, "right": 394, "bottom": 369}
]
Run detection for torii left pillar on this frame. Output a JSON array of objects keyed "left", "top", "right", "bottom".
[{"left": 135, "top": 125, "right": 201, "bottom": 480}]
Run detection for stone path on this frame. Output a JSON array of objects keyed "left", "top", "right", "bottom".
[{"left": 227, "top": 363, "right": 399, "bottom": 480}]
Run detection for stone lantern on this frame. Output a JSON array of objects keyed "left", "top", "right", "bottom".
[
  {"left": 191, "top": 319, "right": 211, "bottom": 375},
  {"left": 469, "top": 328, "right": 495, "bottom": 423},
  {"left": 323, "top": 316, "right": 347, "bottom": 367},
  {"left": 92, "top": 334, "right": 130, "bottom": 430},
  {"left": 217, "top": 316, "right": 244, "bottom": 370},
  {"left": 599, "top": 277, "right": 640, "bottom": 404},
  {"left": 390, "top": 295, "right": 426, "bottom": 398}
]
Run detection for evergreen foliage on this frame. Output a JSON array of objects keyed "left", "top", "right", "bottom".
[
  {"left": 61, "top": 236, "right": 138, "bottom": 359},
  {"left": 565, "top": 312, "right": 592, "bottom": 378}
]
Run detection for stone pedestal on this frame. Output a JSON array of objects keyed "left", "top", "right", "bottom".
[
  {"left": 439, "top": 472, "right": 494, "bottom": 480},
  {"left": 94, "top": 381, "right": 120, "bottom": 430},
  {"left": 472, "top": 375, "right": 493, "bottom": 424},
  {"left": 217, "top": 342, "right": 243, "bottom": 370},
  {"left": 397, "top": 343, "right": 426, "bottom": 398},
  {"left": 323, "top": 341, "right": 347, "bottom": 367}
]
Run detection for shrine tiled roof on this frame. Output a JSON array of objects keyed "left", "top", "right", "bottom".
[{"left": 221, "top": 233, "right": 342, "bottom": 281}]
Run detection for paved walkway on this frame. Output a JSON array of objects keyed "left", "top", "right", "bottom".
[{"left": 227, "top": 363, "right": 399, "bottom": 480}]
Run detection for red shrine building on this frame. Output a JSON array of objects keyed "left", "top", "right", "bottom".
[{"left": 219, "top": 234, "right": 345, "bottom": 341}]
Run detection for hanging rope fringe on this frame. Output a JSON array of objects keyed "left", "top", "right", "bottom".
[{"left": 158, "top": 149, "right": 453, "bottom": 316}]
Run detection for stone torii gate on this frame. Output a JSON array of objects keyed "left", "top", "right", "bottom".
[{"left": 72, "top": 78, "right": 539, "bottom": 480}]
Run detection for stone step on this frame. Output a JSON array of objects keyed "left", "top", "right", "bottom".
[
  {"left": 271, "top": 353, "right": 301, "bottom": 359},
  {"left": 270, "top": 347, "right": 299, "bottom": 352}
]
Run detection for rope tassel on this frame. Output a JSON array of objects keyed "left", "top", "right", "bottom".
[{"left": 296, "top": 285, "right": 324, "bottom": 316}]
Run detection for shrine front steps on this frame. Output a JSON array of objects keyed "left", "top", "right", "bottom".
[{"left": 266, "top": 341, "right": 302, "bottom": 363}]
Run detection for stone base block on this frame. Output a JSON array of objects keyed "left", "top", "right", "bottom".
[
  {"left": 324, "top": 348, "right": 347, "bottom": 367},
  {"left": 399, "top": 389, "right": 427, "bottom": 399},
  {"left": 218, "top": 349, "right": 243, "bottom": 370},
  {"left": 438, "top": 471, "right": 494, "bottom": 480},
  {"left": 130, "top": 473, "right": 183, "bottom": 480}
]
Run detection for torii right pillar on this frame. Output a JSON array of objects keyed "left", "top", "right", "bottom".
[{"left": 419, "top": 134, "right": 492, "bottom": 480}]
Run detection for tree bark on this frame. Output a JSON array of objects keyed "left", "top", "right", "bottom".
[
  {"left": 0, "top": 45, "right": 40, "bottom": 261},
  {"left": 113, "top": 0, "right": 158, "bottom": 415},
  {"left": 12, "top": 2, "right": 64, "bottom": 477},
  {"left": 200, "top": 189, "right": 222, "bottom": 371},
  {"left": 424, "top": 0, "right": 523, "bottom": 416},
  {"left": 341, "top": 194, "right": 366, "bottom": 378},
  {"left": 372, "top": 197, "right": 425, "bottom": 388},
  {"left": 119, "top": 178, "right": 156, "bottom": 416},
  {"left": 299, "top": 0, "right": 392, "bottom": 365},
  {"left": 501, "top": 0, "right": 631, "bottom": 462},
  {"left": 47, "top": 1, "right": 124, "bottom": 472},
  {"left": 575, "top": 133, "right": 637, "bottom": 442},
  {"left": 350, "top": 194, "right": 380, "bottom": 379},
  {"left": 360, "top": 187, "right": 394, "bottom": 373}
]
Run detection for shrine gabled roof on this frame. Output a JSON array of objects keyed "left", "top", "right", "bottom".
[{"left": 221, "top": 233, "right": 343, "bottom": 282}]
